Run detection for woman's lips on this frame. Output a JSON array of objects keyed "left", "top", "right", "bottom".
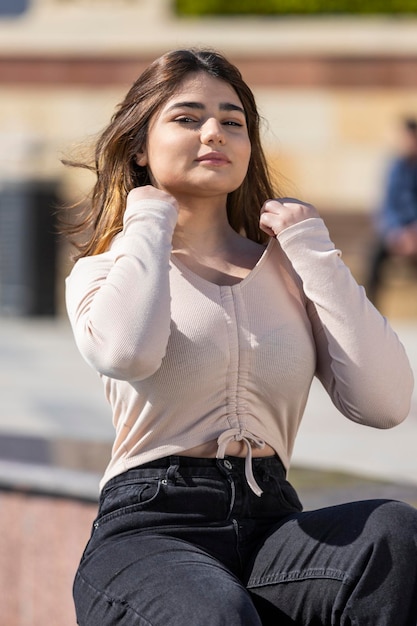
[{"left": 196, "top": 152, "right": 230, "bottom": 164}]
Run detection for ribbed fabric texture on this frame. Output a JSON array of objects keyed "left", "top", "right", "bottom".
[{"left": 65, "top": 198, "right": 414, "bottom": 491}]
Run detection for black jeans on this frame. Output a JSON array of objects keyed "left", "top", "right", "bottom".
[{"left": 74, "top": 455, "right": 417, "bottom": 625}]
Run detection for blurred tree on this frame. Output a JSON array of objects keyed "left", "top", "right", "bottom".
[{"left": 175, "top": 0, "right": 417, "bottom": 15}]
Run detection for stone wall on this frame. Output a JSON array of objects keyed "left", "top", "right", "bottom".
[
  {"left": 1, "top": 2, "right": 417, "bottom": 211},
  {"left": 1, "top": 1, "right": 417, "bottom": 312}
]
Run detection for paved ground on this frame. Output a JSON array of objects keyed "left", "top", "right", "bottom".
[
  {"left": 1, "top": 314, "right": 417, "bottom": 626},
  {"left": 1, "top": 315, "right": 417, "bottom": 499}
]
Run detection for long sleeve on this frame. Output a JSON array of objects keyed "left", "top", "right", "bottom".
[
  {"left": 65, "top": 197, "right": 178, "bottom": 381},
  {"left": 277, "top": 217, "right": 414, "bottom": 428}
]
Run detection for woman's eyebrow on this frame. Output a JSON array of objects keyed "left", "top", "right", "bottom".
[
  {"left": 220, "top": 103, "right": 245, "bottom": 115},
  {"left": 166, "top": 101, "right": 245, "bottom": 115}
]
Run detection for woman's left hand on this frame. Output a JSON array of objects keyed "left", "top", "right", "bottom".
[{"left": 259, "top": 197, "right": 319, "bottom": 238}]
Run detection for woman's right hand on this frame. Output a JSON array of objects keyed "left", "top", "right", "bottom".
[{"left": 127, "top": 185, "right": 179, "bottom": 212}]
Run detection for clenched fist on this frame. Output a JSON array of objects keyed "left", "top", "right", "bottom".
[
  {"left": 259, "top": 197, "right": 319, "bottom": 238},
  {"left": 127, "top": 185, "right": 179, "bottom": 212}
]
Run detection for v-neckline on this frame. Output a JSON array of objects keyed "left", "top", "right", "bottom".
[{"left": 170, "top": 238, "right": 274, "bottom": 289}]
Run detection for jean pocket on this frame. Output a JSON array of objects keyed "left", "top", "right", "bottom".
[
  {"left": 278, "top": 478, "right": 303, "bottom": 511},
  {"left": 260, "top": 470, "right": 303, "bottom": 513},
  {"left": 95, "top": 479, "right": 162, "bottom": 525}
]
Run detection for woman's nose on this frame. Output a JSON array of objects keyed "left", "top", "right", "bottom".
[{"left": 200, "top": 118, "right": 225, "bottom": 145}]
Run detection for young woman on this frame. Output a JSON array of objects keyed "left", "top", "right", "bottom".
[{"left": 64, "top": 48, "right": 417, "bottom": 625}]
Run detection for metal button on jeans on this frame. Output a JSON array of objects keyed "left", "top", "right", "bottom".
[{"left": 223, "top": 460, "right": 233, "bottom": 470}]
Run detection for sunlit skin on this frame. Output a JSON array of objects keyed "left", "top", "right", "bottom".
[
  {"left": 135, "top": 72, "right": 252, "bottom": 208},
  {"left": 130, "top": 72, "right": 268, "bottom": 290},
  {"left": 128, "top": 72, "right": 318, "bottom": 459}
]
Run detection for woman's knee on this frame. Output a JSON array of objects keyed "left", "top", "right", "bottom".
[{"left": 365, "top": 499, "right": 417, "bottom": 547}]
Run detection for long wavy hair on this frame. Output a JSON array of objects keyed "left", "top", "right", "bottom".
[{"left": 61, "top": 48, "right": 281, "bottom": 259}]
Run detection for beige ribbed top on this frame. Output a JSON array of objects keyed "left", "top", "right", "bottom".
[{"left": 65, "top": 197, "right": 414, "bottom": 492}]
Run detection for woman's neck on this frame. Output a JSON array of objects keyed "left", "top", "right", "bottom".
[{"left": 173, "top": 200, "right": 238, "bottom": 257}]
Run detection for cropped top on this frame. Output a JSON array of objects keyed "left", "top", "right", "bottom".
[{"left": 65, "top": 197, "right": 414, "bottom": 493}]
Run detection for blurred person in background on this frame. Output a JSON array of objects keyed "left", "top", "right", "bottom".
[
  {"left": 63, "top": 49, "right": 417, "bottom": 626},
  {"left": 367, "top": 116, "right": 417, "bottom": 305}
]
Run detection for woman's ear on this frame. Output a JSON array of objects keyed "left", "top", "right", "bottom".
[{"left": 135, "top": 150, "right": 148, "bottom": 167}]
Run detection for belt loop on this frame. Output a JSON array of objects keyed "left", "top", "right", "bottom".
[{"left": 165, "top": 457, "right": 180, "bottom": 485}]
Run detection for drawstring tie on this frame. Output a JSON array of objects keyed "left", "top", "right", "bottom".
[{"left": 216, "top": 428, "right": 266, "bottom": 497}]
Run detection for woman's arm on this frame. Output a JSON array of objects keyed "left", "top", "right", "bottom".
[
  {"left": 261, "top": 200, "right": 414, "bottom": 428},
  {"left": 66, "top": 187, "right": 178, "bottom": 381}
]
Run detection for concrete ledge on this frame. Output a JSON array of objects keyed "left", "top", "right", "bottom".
[
  {"left": 2, "top": 3, "right": 417, "bottom": 57},
  {"left": 0, "top": 459, "right": 101, "bottom": 501},
  {"left": 1, "top": 457, "right": 417, "bottom": 509}
]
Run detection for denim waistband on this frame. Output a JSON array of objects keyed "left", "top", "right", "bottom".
[
  {"left": 142, "top": 454, "right": 279, "bottom": 467},
  {"left": 103, "top": 454, "right": 286, "bottom": 493}
]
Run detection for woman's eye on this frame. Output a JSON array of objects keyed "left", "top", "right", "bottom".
[
  {"left": 175, "top": 116, "right": 196, "bottom": 124},
  {"left": 223, "top": 120, "right": 243, "bottom": 127}
]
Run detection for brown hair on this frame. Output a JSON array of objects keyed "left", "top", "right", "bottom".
[{"left": 62, "top": 48, "right": 280, "bottom": 259}]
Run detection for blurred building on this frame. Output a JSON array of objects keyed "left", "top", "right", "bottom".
[{"left": 1, "top": 0, "right": 417, "bottom": 312}]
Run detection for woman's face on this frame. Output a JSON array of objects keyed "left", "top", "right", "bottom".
[{"left": 136, "top": 72, "right": 251, "bottom": 203}]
